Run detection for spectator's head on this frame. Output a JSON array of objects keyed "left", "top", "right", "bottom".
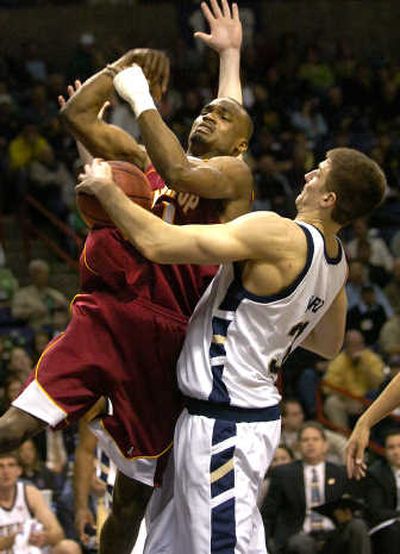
[
  {"left": 282, "top": 399, "right": 305, "bottom": 432},
  {"left": 29, "top": 259, "right": 50, "bottom": 289},
  {"left": 3, "top": 376, "right": 23, "bottom": 408},
  {"left": 384, "top": 429, "right": 400, "bottom": 469},
  {"left": 360, "top": 285, "right": 376, "bottom": 306},
  {"left": 344, "top": 329, "right": 365, "bottom": 360},
  {"left": 0, "top": 452, "right": 21, "bottom": 491},
  {"left": 298, "top": 422, "right": 328, "bottom": 464},
  {"left": 347, "top": 260, "right": 366, "bottom": 285},
  {"left": 271, "top": 445, "right": 294, "bottom": 469},
  {"left": 8, "top": 347, "right": 32, "bottom": 375},
  {"left": 21, "top": 123, "right": 40, "bottom": 145},
  {"left": 18, "top": 439, "right": 41, "bottom": 473}
]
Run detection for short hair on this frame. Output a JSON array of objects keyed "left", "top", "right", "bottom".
[
  {"left": 28, "top": 259, "right": 49, "bottom": 274},
  {"left": 325, "top": 148, "right": 386, "bottom": 226},
  {"left": 384, "top": 428, "right": 400, "bottom": 445},
  {"left": 281, "top": 397, "right": 303, "bottom": 416},
  {"left": 298, "top": 421, "right": 327, "bottom": 441},
  {"left": 0, "top": 450, "right": 20, "bottom": 463}
]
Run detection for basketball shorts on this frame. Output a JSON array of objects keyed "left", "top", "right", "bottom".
[
  {"left": 13, "top": 293, "right": 187, "bottom": 486},
  {"left": 144, "top": 403, "right": 281, "bottom": 553}
]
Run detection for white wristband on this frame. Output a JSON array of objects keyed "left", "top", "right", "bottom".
[{"left": 113, "top": 68, "right": 156, "bottom": 118}]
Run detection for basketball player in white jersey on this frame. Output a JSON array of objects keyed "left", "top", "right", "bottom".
[
  {"left": 77, "top": 122, "right": 386, "bottom": 554},
  {"left": 0, "top": 452, "right": 80, "bottom": 554}
]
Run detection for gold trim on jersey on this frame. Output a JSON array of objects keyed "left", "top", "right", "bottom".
[
  {"left": 210, "top": 459, "right": 234, "bottom": 483},
  {"left": 98, "top": 417, "right": 173, "bottom": 460},
  {"left": 34, "top": 333, "right": 68, "bottom": 416},
  {"left": 82, "top": 242, "right": 100, "bottom": 276}
]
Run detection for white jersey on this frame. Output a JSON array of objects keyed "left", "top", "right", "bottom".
[
  {"left": 0, "top": 482, "right": 40, "bottom": 554},
  {"left": 177, "top": 222, "right": 347, "bottom": 408}
]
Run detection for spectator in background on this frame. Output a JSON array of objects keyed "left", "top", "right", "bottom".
[
  {"left": 290, "top": 98, "right": 328, "bottom": 146},
  {"left": 68, "top": 33, "right": 103, "bottom": 82},
  {"left": 18, "top": 438, "right": 64, "bottom": 496},
  {"left": 28, "top": 143, "right": 74, "bottom": 222},
  {"left": 364, "top": 429, "right": 400, "bottom": 554},
  {"left": 8, "top": 123, "right": 50, "bottom": 172},
  {"left": 32, "top": 329, "right": 50, "bottom": 364},
  {"left": 7, "top": 346, "right": 33, "bottom": 381},
  {"left": 12, "top": 259, "right": 68, "bottom": 330},
  {"left": 347, "top": 285, "right": 387, "bottom": 346},
  {"left": 261, "top": 422, "right": 348, "bottom": 554},
  {"left": 253, "top": 154, "right": 293, "bottom": 215},
  {"left": 0, "top": 451, "right": 81, "bottom": 554},
  {"left": 258, "top": 444, "right": 295, "bottom": 508},
  {"left": 384, "top": 257, "right": 400, "bottom": 314},
  {"left": 281, "top": 399, "right": 347, "bottom": 465},
  {"left": 0, "top": 375, "right": 23, "bottom": 413},
  {"left": 346, "top": 259, "right": 393, "bottom": 318},
  {"left": 379, "top": 312, "right": 400, "bottom": 357},
  {"left": 323, "top": 330, "right": 385, "bottom": 429},
  {"left": 346, "top": 217, "right": 393, "bottom": 285}
]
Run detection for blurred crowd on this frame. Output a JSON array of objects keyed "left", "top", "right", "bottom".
[{"left": 0, "top": 10, "right": 399, "bottom": 554}]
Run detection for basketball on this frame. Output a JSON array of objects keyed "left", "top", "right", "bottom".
[{"left": 76, "top": 161, "right": 152, "bottom": 228}]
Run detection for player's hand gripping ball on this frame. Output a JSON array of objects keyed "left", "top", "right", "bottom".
[{"left": 76, "top": 160, "right": 152, "bottom": 228}]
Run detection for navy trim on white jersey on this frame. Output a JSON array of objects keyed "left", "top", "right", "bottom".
[
  {"left": 310, "top": 224, "right": 343, "bottom": 265},
  {"left": 210, "top": 420, "right": 236, "bottom": 553}
]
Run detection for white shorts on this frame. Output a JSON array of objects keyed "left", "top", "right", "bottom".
[{"left": 144, "top": 407, "right": 281, "bottom": 554}]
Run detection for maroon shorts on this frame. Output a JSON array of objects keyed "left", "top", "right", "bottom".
[{"left": 16, "top": 292, "right": 187, "bottom": 462}]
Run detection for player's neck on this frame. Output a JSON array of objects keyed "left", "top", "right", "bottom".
[
  {"left": 187, "top": 145, "right": 219, "bottom": 159},
  {"left": 295, "top": 211, "right": 340, "bottom": 239},
  {"left": 0, "top": 485, "right": 15, "bottom": 504}
]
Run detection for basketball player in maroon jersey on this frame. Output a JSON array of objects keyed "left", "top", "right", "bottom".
[{"left": 0, "top": 2, "right": 253, "bottom": 553}]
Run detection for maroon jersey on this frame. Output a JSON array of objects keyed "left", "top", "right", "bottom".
[{"left": 80, "top": 166, "right": 219, "bottom": 318}]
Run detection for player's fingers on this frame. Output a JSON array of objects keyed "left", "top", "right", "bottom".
[
  {"left": 200, "top": 1, "right": 216, "bottom": 25},
  {"left": 210, "top": 0, "right": 223, "bottom": 19},
  {"left": 58, "top": 95, "right": 66, "bottom": 108},
  {"left": 345, "top": 443, "right": 355, "bottom": 478},
  {"left": 220, "top": 0, "right": 231, "bottom": 18},
  {"left": 67, "top": 85, "right": 75, "bottom": 98},
  {"left": 75, "top": 79, "right": 82, "bottom": 89},
  {"left": 232, "top": 2, "right": 239, "bottom": 21}
]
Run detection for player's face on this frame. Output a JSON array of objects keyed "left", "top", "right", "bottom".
[
  {"left": 188, "top": 98, "right": 247, "bottom": 156},
  {"left": 385, "top": 435, "right": 400, "bottom": 468},
  {"left": 295, "top": 158, "right": 332, "bottom": 211},
  {"left": 0, "top": 457, "right": 21, "bottom": 489}
]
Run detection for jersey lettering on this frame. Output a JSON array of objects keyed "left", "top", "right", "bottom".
[
  {"left": 307, "top": 295, "right": 325, "bottom": 313},
  {"left": 177, "top": 192, "right": 199, "bottom": 214}
]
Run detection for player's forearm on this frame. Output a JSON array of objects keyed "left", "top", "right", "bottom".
[
  {"left": 138, "top": 110, "right": 191, "bottom": 186},
  {"left": 73, "top": 447, "right": 95, "bottom": 511},
  {"left": 358, "top": 372, "right": 400, "bottom": 429},
  {"left": 218, "top": 49, "right": 242, "bottom": 104},
  {"left": 60, "top": 68, "right": 113, "bottom": 129}
]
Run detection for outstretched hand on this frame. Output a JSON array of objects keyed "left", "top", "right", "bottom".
[
  {"left": 345, "top": 421, "right": 369, "bottom": 480},
  {"left": 76, "top": 158, "right": 114, "bottom": 196},
  {"left": 195, "top": 0, "right": 242, "bottom": 53}
]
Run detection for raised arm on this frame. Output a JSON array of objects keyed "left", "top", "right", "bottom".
[
  {"left": 113, "top": 66, "right": 252, "bottom": 199},
  {"left": 195, "top": 0, "right": 243, "bottom": 103},
  {"left": 59, "top": 49, "right": 169, "bottom": 169},
  {"left": 346, "top": 373, "right": 400, "bottom": 480}
]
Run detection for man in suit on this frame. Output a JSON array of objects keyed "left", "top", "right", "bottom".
[
  {"left": 261, "top": 422, "right": 363, "bottom": 554},
  {"left": 365, "top": 428, "right": 400, "bottom": 553}
]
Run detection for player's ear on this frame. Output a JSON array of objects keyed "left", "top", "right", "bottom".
[{"left": 233, "top": 139, "right": 248, "bottom": 157}]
